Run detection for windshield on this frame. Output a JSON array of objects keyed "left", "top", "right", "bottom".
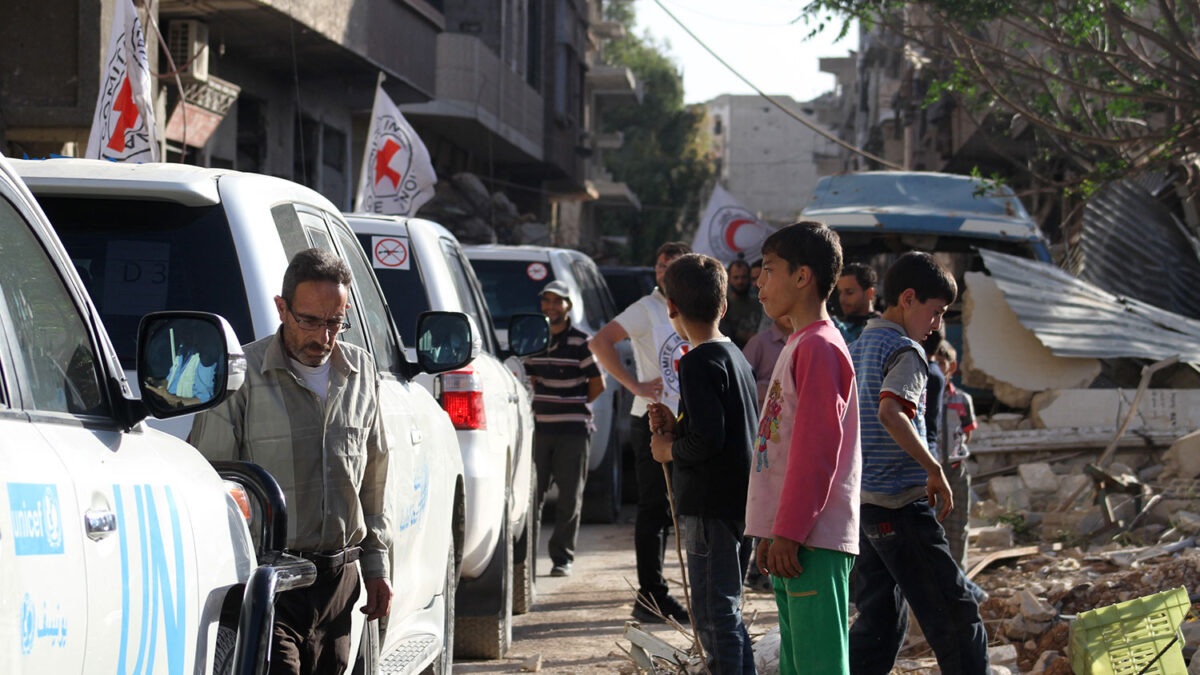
[
  {"left": 809, "top": 174, "right": 1027, "bottom": 218},
  {"left": 38, "top": 197, "right": 255, "bottom": 368},
  {"left": 355, "top": 233, "right": 431, "bottom": 347},
  {"left": 468, "top": 258, "right": 556, "bottom": 325}
]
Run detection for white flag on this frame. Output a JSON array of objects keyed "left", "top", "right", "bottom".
[
  {"left": 692, "top": 185, "right": 775, "bottom": 265},
  {"left": 354, "top": 80, "right": 437, "bottom": 215},
  {"left": 86, "top": 0, "right": 159, "bottom": 162}
]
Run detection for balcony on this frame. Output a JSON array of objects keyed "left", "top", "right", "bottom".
[{"left": 400, "top": 33, "right": 544, "bottom": 163}]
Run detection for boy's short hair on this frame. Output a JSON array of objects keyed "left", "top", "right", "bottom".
[
  {"left": 881, "top": 252, "right": 958, "bottom": 307},
  {"left": 662, "top": 253, "right": 727, "bottom": 323},
  {"left": 655, "top": 241, "right": 692, "bottom": 261},
  {"left": 935, "top": 340, "right": 957, "bottom": 363},
  {"left": 841, "top": 262, "right": 877, "bottom": 292},
  {"left": 760, "top": 221, "right": 843, "bottom": 300}
]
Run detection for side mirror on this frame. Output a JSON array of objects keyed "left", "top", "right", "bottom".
[
  {"left": 136, "top": 312, "right": 245, "bottom": 420},
  {"left": 507, "top": 313, "right": 550, "bottom": 357},
  {"left": 416, "top": 311, "right": 478, "bottom": 374}
]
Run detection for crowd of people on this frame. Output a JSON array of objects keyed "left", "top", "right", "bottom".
[
  {"left": 564, "top": 224, "right": 989, "bottom": 674},
  {"left": 193, "top": 228, "right": 988, "bottom": 675}
]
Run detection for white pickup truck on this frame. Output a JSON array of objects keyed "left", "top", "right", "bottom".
[
  {"left": 12, "top": 157, "right": 477, "bottom": 674},
  {"left": 0, "top": 151, "right": 314, "bottom": 674}
]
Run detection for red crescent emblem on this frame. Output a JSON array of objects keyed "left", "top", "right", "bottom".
[{"left": 725, "top": 218, "right": 756, "bottom": 252}]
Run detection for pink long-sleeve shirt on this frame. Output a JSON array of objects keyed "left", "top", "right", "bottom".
[{"left": 745, "top": 319, "right": 861, "bottom": 554}]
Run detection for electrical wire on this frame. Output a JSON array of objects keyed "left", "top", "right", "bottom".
[{"left": 650, "top": 0, "right": 903, "bottom": 170}]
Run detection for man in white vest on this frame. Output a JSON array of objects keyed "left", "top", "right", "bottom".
[{"left": 589, "top": 241, "right": 691, "bottom": 623}]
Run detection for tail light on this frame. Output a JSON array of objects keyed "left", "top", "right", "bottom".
[{"left": 441, "top": 368, "right": 487, "bottom": 430}]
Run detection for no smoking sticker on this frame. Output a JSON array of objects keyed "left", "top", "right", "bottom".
[
  {"left": 372, "top": 236, "right": 410, "bottom": 270},
  {"left": 526, "top": 263, "right": 548, "bottom": 281}
]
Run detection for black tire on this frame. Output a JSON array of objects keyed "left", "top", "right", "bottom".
[
  {"left": 513, "top": 466, "right": 538, "bottom": 615},
  {"left": 581, "top": 427, "right": 622, "bottom": 523},
  {"left": 214, "top": 624, "right": 236, "bottom": 675},
  {"left": 351, "top": 617, "right": 379, "bottom": 675},
  {"left": 423, "top": 538, "right": 458, "bottom": 675},
  {"left": 453, "top": 500, "right": 513, "bottom": 659}
]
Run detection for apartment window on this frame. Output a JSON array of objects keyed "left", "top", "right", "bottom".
[{"left": 526, "top": 0, "right": 542, "bottom": 89}]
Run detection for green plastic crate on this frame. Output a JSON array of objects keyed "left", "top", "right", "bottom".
[{"left": 1069, "top": 586, "right": 1191, "bottom": 675}]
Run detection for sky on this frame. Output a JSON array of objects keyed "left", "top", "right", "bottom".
[{"left": 631, "top": 0, "right": 858, "bottom": 105}]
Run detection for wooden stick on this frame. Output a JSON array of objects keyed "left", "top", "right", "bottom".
[{"left": 662, "top": 463, "right": 711, "bottom": 675}]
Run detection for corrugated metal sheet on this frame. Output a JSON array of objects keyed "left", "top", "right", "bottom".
[
  {"left": 978, "top": 249, "right": 1200, "bottom": 363},
  {"left": 1069, "top": 176, "right": 1200, "bottom": 319}
]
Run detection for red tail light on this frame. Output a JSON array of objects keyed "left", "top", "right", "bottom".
[{"left": 441, "top": 370, "right": 487, "bottom": 430}]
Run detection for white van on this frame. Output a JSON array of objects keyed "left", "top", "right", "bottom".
[
  {"left": 13, "top": 157, "right": 479, "bottom": 674},
  {"left": 347, "top": 213, "right": 547, "bottom": 658},
  {"left": 0, "top": 150, "right": 318, "bottom": 674},
  {"left": 463, "top": 245, "right": 634, "bottom": 523}
]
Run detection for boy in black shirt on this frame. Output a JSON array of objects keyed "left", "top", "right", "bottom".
[{"left": 648, "top": 253, "right": 758, "bottom": 674}]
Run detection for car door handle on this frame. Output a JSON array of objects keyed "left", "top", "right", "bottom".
[
  {"left": 508, "top": 394, "right": 519, "bottom": 403},
  {"left": 410, "top": 427, "right": 424, "bottom": 445},
  {"left": 85, "top": 509, "right": 117, "bottom": 541}
]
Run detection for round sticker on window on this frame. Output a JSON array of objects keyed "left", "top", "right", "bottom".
[{"left": 526, "top": 263, "right": 548, "bottom": 281}]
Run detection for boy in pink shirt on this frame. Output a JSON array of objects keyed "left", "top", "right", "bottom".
[{"left": 745, "top": 222, "right": 860, "bottom": 674}]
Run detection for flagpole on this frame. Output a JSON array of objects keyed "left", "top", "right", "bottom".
[{"left": 354, "top": 73, "right": 386, "bottom": 213}]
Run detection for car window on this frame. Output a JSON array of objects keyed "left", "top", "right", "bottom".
[
  {"left": 355, "top": 233, "right": 431, "bottom": 348},
  {"left": 0, "top": 194, "right": 106, "bottom": 415},
  {"left": 292, "top": 208, "right": 367, "bottom": 351},
  {"left": 41, "top": 197, "right": 255, "bottom": 368},
  {"left": 334, "top": 225, "right": 403, "bottom": 371},
  {"left": 468, "top": 258, "right": 555, "bottom": 327},
  {"left": 572, "top": 259, "right": 606, "bottom": 328},
  {"left": 457, "top": 249, "right": 502, "bottom": 354},
  {"left": 442, "top": 240, "right": 496, "bottom": 354}
]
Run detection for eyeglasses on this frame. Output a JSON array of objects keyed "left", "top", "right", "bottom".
[{"left": 286, "top": 302, "right": 351, "bottom": 334}]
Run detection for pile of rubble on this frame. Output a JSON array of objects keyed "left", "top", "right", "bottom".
[{"left": 416, "top": 172, "right": 548, "bottom": 245}]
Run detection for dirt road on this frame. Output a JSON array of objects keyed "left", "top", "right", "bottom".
[{"left": 456, "top": 506, "right": 779, "bottom": 673}]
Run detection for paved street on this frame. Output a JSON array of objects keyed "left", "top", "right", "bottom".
[{"left": 456, "top": 506, "right": 779, "bottom": 673}]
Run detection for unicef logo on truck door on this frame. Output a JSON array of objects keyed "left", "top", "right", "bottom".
[
  {"left": 368, "top": 114, "right": 421, "bottom": 212},
  {"left": 7, "top": 483, "right": 64, "bottom": 556}
]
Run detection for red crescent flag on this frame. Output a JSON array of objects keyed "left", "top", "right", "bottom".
[
  {"left": 86, "top": 0, "right": 159, "bottom": 162},
  {"left": 354, "top": 77, "right": 438, "bottom": 216},
  {"left": 692, "top": 185, "right": 775, "bottom": 266}
]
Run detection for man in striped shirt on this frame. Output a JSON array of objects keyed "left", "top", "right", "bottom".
[{"left": 525, "top": 280, "right": 605, "bottom": 577}]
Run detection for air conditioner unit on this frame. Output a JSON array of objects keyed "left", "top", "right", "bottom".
[{"left": 167, "top": 19, "right": 209, "bottom": 81}]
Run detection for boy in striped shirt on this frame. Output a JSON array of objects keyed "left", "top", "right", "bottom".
[
  {"left": 846, "top": 252, "right": 988, "bottom": 674},
  {"left": 525, "top": 280, "right": 605, "bottom": 577}
]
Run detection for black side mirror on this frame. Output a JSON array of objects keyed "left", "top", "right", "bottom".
[
  {"left": 508, "top": 313, "right": 550, "bottom": 357},
  {"left": 416, "top": 311, "right": 478, "bottom": 373},
  {"left": 136, "top": 312, "right": 244, "bottom": 420}
]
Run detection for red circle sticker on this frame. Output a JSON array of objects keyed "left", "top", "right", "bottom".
[
  {"left": 374, "top": 237, "right": 408, "bottom": 268},
  {"left": 526, "top": 263, "right": 548, "bottom": 281}
]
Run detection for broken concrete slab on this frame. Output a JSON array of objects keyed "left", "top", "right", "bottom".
[
  {"left": 961, "top": 271, "right": 1102, "bottom": 407},
  {"left": 1031, "top": 388, "right": 1200, "bottom": 431},
  {"left": 989, "top": 476, "right": 1031, "bottom": 511},
  {"left": 988, "top": 643, "right": 1019, "bottom": 668},
  {"left": 1055, "top": 474, "right": 1092, "bottom": 504},
  {"left": 1164, "top": 429, "right": 1200, "bottom": 479},
  {"left": 1019, "top": 462, "right": 1060, "bottom": 494},
  {"left": 974, "top": 525, "right": 1015, "bottom": 549},
  {"left": 1032, "top": 649, "right": 1063, "bottom": 673},
  {"left": 1018, "top": 590, "right": 1057, "bottom": 621},
  {"left": 1173, "top": 510, "right": 1200, "bottom": 535}
]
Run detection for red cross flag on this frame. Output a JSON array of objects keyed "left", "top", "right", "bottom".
[
  {"left": 692, "top": 185, "right": 776, "bottom": 266},
  {"left": 354, "top": 77, "right": 437, "bottom": 216},
  {"left": 86, "top": 0, "right": 159, "bottom": 162}
]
